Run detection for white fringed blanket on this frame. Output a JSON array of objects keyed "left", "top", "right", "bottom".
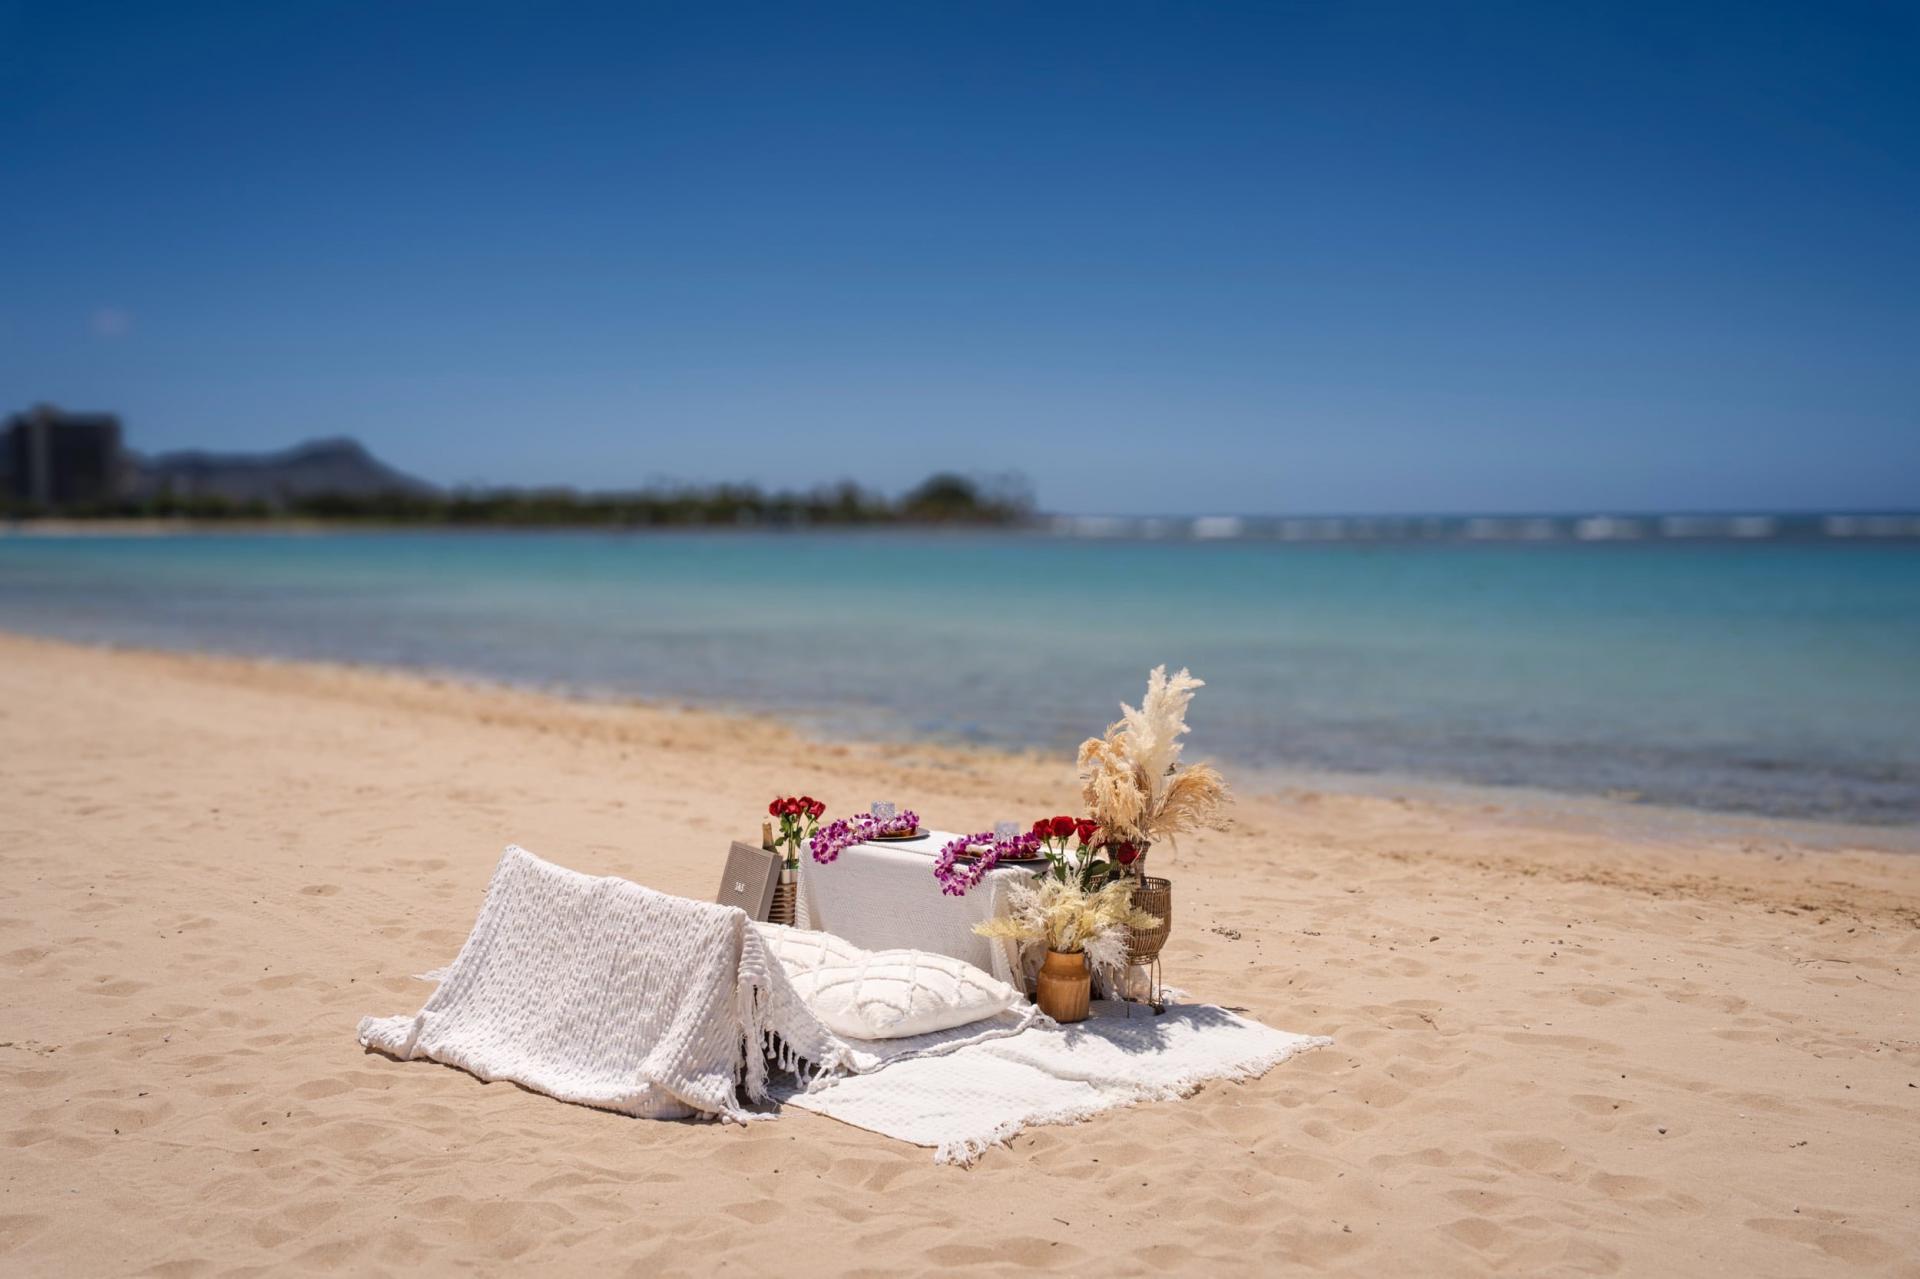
[
  {"left": 783, "top": 1001, "right": 1332, "bottom": 1165},
  {"left": 358, "top": 846, "right": 1034, "bottom": 1122}
]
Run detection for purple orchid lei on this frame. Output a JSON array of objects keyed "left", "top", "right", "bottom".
[
  {"left": 808, "top": 809, "right": 922, "bottom": 864},
  {"left": 932, "top": 831, "right": 1043, "bottom": 896}
]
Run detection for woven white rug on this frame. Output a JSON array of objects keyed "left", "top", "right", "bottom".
[{"left": 779, "top": 1000, "right": 1331, "bottom": 1165}]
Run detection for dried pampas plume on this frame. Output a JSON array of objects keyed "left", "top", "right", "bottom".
[
  {"left": 1076, "top": 665, "right": 1232, "bottom": 846},
  {"left": 1076, "top": 734, "right": 1146, "bottom": 836},
  {"left": 1158, "top": 762, "right": 1230, "bottom": 836}
]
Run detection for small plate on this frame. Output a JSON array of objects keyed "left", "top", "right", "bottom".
[
  {"left": 953, "top": 849, "right": 1049, "bottom": 865},
  {"left": 865, "top": 828, "right": 928, "bottom": 843}
]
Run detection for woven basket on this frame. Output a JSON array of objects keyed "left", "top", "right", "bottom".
[
  {"left": 1127, "top": 876, "right": 1172, "bottom": 963},
  {"left": 768, "top": 872, "right": 797, "bottom": 927}
]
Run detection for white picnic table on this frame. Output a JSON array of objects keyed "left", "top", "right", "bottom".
[{"left": 794, "top": 829, "right": 1035, "bottom": 986}]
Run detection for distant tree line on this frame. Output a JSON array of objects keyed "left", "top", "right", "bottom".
[{"left": 0, "top": 472, "right": 1036, "bottom": 528}]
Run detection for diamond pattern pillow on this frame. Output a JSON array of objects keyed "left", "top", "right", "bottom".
[
  {"left": 756, "top": 922, "right": 867, "bottom": 975},
  {"left": 755, "top": 924, "right": 1022, "bottom": 1040}
]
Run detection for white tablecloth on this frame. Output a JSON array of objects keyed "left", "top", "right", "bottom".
[{"left": 795, "top": 830, "right": 1035, "bottom": 986}]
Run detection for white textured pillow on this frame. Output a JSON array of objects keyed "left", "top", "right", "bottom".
[
  {"left": 790, "top": 950, "right": 1022, "bottom": 1040},
  {"left": 756, "top": 924, "right": 1022, "bottom": 1039},
  {"left": 756, "top": 922, "right": 867, "bottom": 976}
]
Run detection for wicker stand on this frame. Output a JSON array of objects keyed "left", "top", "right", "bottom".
[
  {"left": 768, "top": 867, "right": 798, "bottom": 927},
  {"left": 1125, "top": 875, "right": 1172, "bottom": 1014}
]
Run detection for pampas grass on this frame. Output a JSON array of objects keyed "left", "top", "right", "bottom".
[
  {"left": 975, "top": 878, "right": 1160, "bottom": 980},
  {"left": 1076, "top": 665, "right": 1232, "bottom": 847}
]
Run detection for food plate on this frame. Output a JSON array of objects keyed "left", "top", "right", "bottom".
[{"left": 864, "top": 829, "right": 928, "bottom": 843}]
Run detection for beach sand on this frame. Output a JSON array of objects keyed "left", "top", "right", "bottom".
[{"left": 2, "top": 630, "right": 1916, "bottom": 1276}]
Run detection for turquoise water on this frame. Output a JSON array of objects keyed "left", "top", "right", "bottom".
[{"left": 3, "top": 531, "right": 1917, "bottom": 825}]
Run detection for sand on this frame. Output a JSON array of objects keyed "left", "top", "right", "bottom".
[{"left": 2, "top": 630, "right": 1916, "bottom": 1276}]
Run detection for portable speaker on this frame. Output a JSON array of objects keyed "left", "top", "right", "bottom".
[{"left": 716, "top": 841, "right": 782, "bottom": 921}]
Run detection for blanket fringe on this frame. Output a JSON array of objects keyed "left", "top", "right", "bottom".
[
  {"left": 734, "top": 947, "right": 772, "bottom": 1109},
  {"left": 762, "top": 1031, "right": 851, "bottom": 1092}
]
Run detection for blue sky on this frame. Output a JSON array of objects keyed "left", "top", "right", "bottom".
[{"left": 2, "top": 1, "right": 1915, "bottom": 514}]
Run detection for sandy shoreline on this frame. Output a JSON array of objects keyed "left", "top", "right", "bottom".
[{"left": 3, "top": 630, "right": 1917, "bottom": 1275}]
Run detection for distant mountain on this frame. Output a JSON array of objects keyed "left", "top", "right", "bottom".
[{"left": 128, "top": 437, "right": 437, "bottom": 505}]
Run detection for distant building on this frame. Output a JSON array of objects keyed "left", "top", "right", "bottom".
[{"left": 3, "top": 405, "right": 126, "bottom": 508}]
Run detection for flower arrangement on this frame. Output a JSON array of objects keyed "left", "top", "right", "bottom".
[
  {"left": 1076, "top": 665, "right": 1231, "bottom": 865},
  {"left": 931, "top": 829, "right": 1042, "bottom": 896},
  {"left": 1030, "top": 815, "right": 1098, "bottom": 860},
  {"left": 932, "top": 813, "right": 1156, "bottom": 899},
  {"left": 974, "top": 878, "right": 1161, "bottom": 979},
  {"left": 1026, "top": 814, "right": 1147, "bottom": 888},
  {"left": 808, "top": 808, "right": 922, "bottom": 864},
  {"left": 768, "top": 795, "right": 826, "bottom": 869}
]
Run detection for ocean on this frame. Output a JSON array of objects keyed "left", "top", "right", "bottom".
[{"left": 3, "top": 529, "right": 1917, "bottom": 827}]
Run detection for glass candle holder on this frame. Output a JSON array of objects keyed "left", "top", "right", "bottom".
[
  {"left": 993, "top": 820, "right": 1019, "bottom": 841},
  {"left": 871, "top": 801, "right": 897, "bottom": 822}
]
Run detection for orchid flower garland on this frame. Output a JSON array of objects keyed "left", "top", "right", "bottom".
[
  {"left": 808, "top": 809, "right": 922, "bottom": 864},
  {"left": 932, "top": 830, "right": 1043, "bottom": 896}
]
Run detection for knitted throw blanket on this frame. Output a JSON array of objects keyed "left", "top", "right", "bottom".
[{"left": 357, "top": 845, "right": 849, "bottom": 1123}]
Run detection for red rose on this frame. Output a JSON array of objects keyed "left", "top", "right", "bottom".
[
  {"left": 1031, "top": 819, "right": 1051, "bottom": 839},
  {"left": 1114, "top": 842, "right": 1140, "bottom": 865},
  {"left": 1050, "top": 815, "right": 1076, "bottom": 839},
  {"left": 799, "top": 795, "right": 815, "bottom": 810},
  {"left": 769, "top": 799, "right": 783, "bottom": 817},
  {"left": 1075, "top": 819, "right": 1098, "bottom": 845},
  {"left": 809, "top": 800, "right": 825, "bottom": 819}
]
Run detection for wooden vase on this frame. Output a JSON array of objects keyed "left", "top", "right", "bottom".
[{"left": 1035, "top": 949, "right": 1091, "bottom": 1023}]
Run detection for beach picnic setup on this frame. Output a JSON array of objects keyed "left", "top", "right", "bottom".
[{"left": 358, "top": 667, "right": 1330, "bottom": 1163}]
